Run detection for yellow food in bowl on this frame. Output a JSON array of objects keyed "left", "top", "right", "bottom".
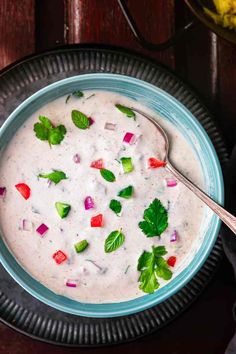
[{"left": 204, "top": 0, "right": 236, "bottom": 30}]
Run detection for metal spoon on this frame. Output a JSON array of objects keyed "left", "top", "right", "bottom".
[{"left": 131, "top": 107, "right": 236, "bottom": 234}]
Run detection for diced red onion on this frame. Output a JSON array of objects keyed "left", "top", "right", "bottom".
[
  {"left": 84, "top": 196, "right": 95, "bottom": 210},
  {"left": 36, "top": 223, "right": 49, "bottom": 237},
  {"left": 170, "top": 230, "right": 178, "bottom": 242},
  {"left": 47, "top": 179, "right": 52, "bottom": 188},
  {"left": 123, "top": 132, "right": 135, "bottom": 145},
  {"left": 66, "top": 280, "right": 77, "bottom": 288},
  {"left": 21, "top": 219, "right": 33, "bottom": 231},
  {"left": 104, "top": 122, "right": 116, "bottom": 131},
  {"left": 88, "top": 117, "right": 94, "bottom": 126},
  {"left": 73, "top": 154, "right": 80, "bottom": 163},
  {"left": 166, "top": 178, "right": 178, "bottom": 187},
  {"left": 0, "top": 187, "right": 6, "bottom": 199}
]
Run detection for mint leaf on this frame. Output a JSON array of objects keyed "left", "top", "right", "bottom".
[
  {"left": 100, "top": 168, "right": 116, "bottom": 182},
  {"left": 38, "top": 170, "right": 67, "bottom": 184},
  {"left": 55, "top": 202, "right": 71, "bottom": 218},
  {"left": 115, "top": 104, "right": 135, "bottom": 119},
  {"left": 71, "top": 110, "right": 90, "bottom": 129},
  {"left": 33, "top": 116, "right": 66, "bottom": 145},
  {"left": 120, "top": 157, "right": 133, "bottom": 173},
  {"left": 109, "top": 199, "right": 122, "bottom": 215},
  {"left": 74, "top": 239, "right": 89, "bottom": 253},
  {"left": 118, "top": 185, "right": 133, "bottom": 199},
  {"left": 137, "top": 246, "right": 172, "bottom": 293},
  {"left": 138, "top": 199, "right": 168, "bottom": 237},
  {"left": 105, "top": 230, "right": 125, "bottom": 253}
]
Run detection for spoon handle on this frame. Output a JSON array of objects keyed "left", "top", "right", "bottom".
[{"left": 166, "top": 162, "right": 236, "bottom": 235}]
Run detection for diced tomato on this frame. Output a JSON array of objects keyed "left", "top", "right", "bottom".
[
  {"left": 15, "top": 183, "right": 31, "bottom": 200},
  {"left": 90, "top": 159, "right": 104, "bottom": 169},
  {"left": 91, "top": 214, "right": 103, "bottom": 227},
  {"left": 53, "top": 250, "right": 67, "bottom": 264},
  {"left": 148, "top": 157, "right": 166, "bottom": 169},
  {"left": 167, "top": 256, "right": 177, "bottom": 267}
]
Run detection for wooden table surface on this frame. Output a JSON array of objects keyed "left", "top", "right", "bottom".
[{"left": 0, "top": 1, "right": 236, "bottom": 353}]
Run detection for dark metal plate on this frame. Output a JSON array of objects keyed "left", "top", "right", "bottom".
[{"left": 0, "top": 46, "right": 228, "bottom": 346}]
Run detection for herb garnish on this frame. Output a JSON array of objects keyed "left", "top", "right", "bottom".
[
  {"left": 115, "top": 104, "right": 136, "bottom": 119},
  {"left": 109, "top": 199, "right": 122, "bottom": 215},
  {"left": 100, "top": 168, "right": 116, "bottom": 182},
  {"left": 34, "top": 116, "right": 66, "bottom": 145},
  {"left": 66, "top": 90, "right": 84, "bottom": 103},
  {"left": 74, "top": 240, "right": 89, "bottom": 253},
  {"left": 118, "top": 185, "right": 133, "bottom": 199},
  {"left": 137, "top": 246, "right": 172, "bottom": 293},
  {"left": 71, "top": 110, "right": 90, "bottom": 129},
  {"left": 105, "top": 230, "right": 125, "bottom": 253},
  {"left": 38, "top": 170, "right": 67, "bottom": 184},
  {"left": 139, "top": 199, "right": 168, "bottom": 238}
]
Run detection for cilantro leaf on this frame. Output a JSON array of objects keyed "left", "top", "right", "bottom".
[
  {"left": 109, "top": 199, "right": 122, "bottom": 215},
  {"left": 100, "top": 168, "right": 116, "bottom": 182},
  {"left": 66, "top": 90, "right": 84, "bottom": 103},
  {"left": 33, "top": 116, "right": 66, "bottom": 145},
  {"left": 115, "top": 104, "right": 136, "bottom": 119},
  {"left": 137, "top": 246, "right": 172, "bottom": 293},
  {"left": 105, "top": 230, "right": 125, "bottom": 253},
  {"left": 71, "top": 110, "right": 90, "bottom": 129},
  {"left": 38, "top": 170, "right": 68, "bottom": 184},
  {"left": 118, "top": 185, "right": 133, "bottom": 199},
  {"left": 138, "top": 199, "right": 168, "bottom": 237}
]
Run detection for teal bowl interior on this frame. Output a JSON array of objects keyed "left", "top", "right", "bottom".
[{"left": 0, "top": 74, "right": 223, "bottom": 318}]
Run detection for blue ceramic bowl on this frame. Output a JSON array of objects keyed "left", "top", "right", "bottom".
[{"left": 0, "top": 74, "right": 223, "bottom": 318}]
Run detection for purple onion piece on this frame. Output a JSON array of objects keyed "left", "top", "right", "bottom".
[
  {"left": 104, "top": 122, "right": 116, "bottom": 131},
  {"left": 73, "top": 154, "right": 80, "bottom": 164},
  {"left": 36, "top": 223, "right": 49, "bottom": 237},
  {"left": 84, "top": 196, "right": 95, "bottom": 210},
  {"left": 170, "top": 230, "right": 178, "bottom": 242},
  {"left": 21, "top": 219, "right": 33, "bottom": 231},
  {"left": 88, "top": 117, "right": 94, "bottom": 126},
  {"left": 66, "top": 280, "right": 77, "bottom": 288},
  {"left": 0, "top": 187, "right": 6, "bottom": 199}
]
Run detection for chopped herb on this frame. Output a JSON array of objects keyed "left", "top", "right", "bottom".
[
  {"left": 118, "top": 185, "right": 133, "bottom": 199},
  {"left": 137, "top": 246, "right": 172, "bottom": 293},
  {"left": 34, "top": 116, "right": 66, "bottom": 145},
  {"left": 105, "top": 230, "right": 125, "bottom": 253},
  {"left": 109, "top": 199, "right": 122, "bottom": 215},
  {"left": 38, "top": 170, "right": 68, "bottom": 184},
  {"left": 115, "top": 104, "right": 136, "bottom": 119},
  {"left": 124, "top": 265, "right": 130, "bottom": 274},
  {"left": 100, "top": 168, "right": 116, "bottom": 182},
  {"left": 55, "top": 202, "right": 71, "bottom": 218},
  {"left": 86, "top": 93, "right": 95, "bottom": 100},
  {"left": 66, "top": 95, "right": 71, "bottom": 104},
  {"left": 74, "top": 240, "right": 89, "bottom": 253},
  {"left": 120, "top": 157, "right": 133, "bottom": 173},
  {"left": 138, "top": 198, "right": 168, "bottom": 238},
  {"left": 66, "top": 90, "right": 84, "bottom": 103},
  {"left": 71, "top": 110, "right": 90, "bottom": 129}
]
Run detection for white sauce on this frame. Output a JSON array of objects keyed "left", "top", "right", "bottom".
[{"left": 0, "top": 91, "right": 205, "bottom": 303}]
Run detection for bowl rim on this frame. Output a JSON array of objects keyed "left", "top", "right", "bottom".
[{"left": 0, "top": 73, "right": 224, "bottom": 317}]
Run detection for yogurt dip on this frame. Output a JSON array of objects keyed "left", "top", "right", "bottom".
[{"left": 0, "top": 90, "right": 205, "bottom": 303}]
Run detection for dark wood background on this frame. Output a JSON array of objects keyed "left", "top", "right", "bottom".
[{"left": 0, "top": 1, "right": 236, "bottom": 353}]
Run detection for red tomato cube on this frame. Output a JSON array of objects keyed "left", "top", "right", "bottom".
[
  {"left": 148, "top": 157, "right": 166, "bottom": 169},
  {"left": 15, "top": 183, "right": 31, "bottom": 200},
  {"left": 91, "top": 214, "right": 103, "bottom": 227},
  {"left": 53, "top": 250, "right": 67, "bottom": 264},
  {"left": 167, "top": 256, "right": 177, "bottom": 267}
]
